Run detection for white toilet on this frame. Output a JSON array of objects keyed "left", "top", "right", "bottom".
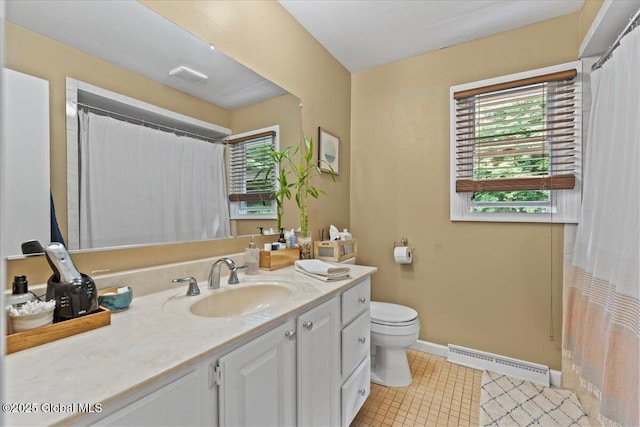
[{"left": 370, "top": 301, "right": 420, "bottom": 387}]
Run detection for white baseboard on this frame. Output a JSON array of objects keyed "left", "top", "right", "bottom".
[
  {"left": 410, "top": 339, "right": 448, "bottom": 358},
  {"left": 410, "top": 339, "right": 562, "bottom": 387},
  {"left": 550, "top": 370, "right": 562, "bottom": 388}
]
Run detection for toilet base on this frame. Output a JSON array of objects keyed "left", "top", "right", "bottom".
[{"left": 371, "top": 347, "right": 413, "bottom": 387}]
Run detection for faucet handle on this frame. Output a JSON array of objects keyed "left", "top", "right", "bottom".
[
  {"left": 228, "top": 265, "right": 247, "bottom": 285},
  {"left": 172, "top": 277, "right": 201, "bottom": 296}
]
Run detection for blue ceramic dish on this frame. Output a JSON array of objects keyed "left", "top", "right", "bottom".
[{"left": 98, "top": 286, "right": 133, "bottom": 312}]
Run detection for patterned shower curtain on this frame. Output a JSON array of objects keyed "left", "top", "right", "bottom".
[{"left": 562, "top": 26, "right": 639, "bottom": 426}]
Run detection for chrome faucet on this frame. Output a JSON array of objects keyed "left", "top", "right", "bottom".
[
  {"left": 209, "top": 258, "right": 247, "bottom": 289},
  {"left": 172, "top": 277, "right": 200, "bottom": 296}
]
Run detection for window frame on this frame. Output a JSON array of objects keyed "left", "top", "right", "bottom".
[
  {"left": 449, "top": 61, "right": 583, "bottom": 223},
  {"left": 228, "top": 125, "right": 279, "bottom": 220}
]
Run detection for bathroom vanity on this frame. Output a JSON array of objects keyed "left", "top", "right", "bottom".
[{"left": 4, "top": 260, "right": 375, "bottom": 426}]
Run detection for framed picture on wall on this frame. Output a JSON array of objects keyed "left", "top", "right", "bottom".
[{"left": 318, "top": 127, "right": 340, "bottom": 175}]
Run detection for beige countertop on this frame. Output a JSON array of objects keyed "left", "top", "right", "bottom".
[{"left": 4, "top": 264, "right": 377, "bottom": 426}]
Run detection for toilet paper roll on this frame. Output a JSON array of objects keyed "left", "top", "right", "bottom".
[{"left": 394, "top": 246, "right": 413, "bottom": 264}]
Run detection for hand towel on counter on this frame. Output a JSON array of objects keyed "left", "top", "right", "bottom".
[
  {"left": 295, "top": 268, "right": 351, "bottom": 282},
  {"left": 294, "top": 259, "right": 351, "bottom": 281},
  {"left": 295, "top": 259, "right": 350, "bottom": 276}
]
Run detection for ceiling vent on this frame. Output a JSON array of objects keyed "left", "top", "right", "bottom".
[{"left": 168, "top": 65, "right": 208, "bottom": 83}]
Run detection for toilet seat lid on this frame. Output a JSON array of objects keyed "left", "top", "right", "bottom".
[{"left": 371, "top": 301, "right": 418, "bottom": 323}]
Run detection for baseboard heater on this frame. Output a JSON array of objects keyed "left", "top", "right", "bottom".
[{"left": 447, "top": 344, "right": 550, "bottom": 386}]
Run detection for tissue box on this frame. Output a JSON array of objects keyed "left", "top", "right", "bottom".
[{"left": 314, "top": 239, "right": 357, "bottom": 262}]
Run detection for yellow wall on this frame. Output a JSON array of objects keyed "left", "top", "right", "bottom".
[
  {"left": 350, "top": 6, "right": 603, "bottom": 370},
  {"left": 580, "top": 0, "right": 605, "bottom": 42}
]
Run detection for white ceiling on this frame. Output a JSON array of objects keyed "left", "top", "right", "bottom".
[
  {"left": 6, "top": 1, "right": 287, "bottom": 110},
  {"left": 279, "top": 0, "right": 585, "bottom": 73}
]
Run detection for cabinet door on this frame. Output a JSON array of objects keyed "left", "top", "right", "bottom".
[
  {"left": 297, "top": 297, "right": 341, "bottom": 427},
  {"left": 93, "top": 369, "right": 208, "bottom": 426},
  {"left": 219, "top": 320, "right": 296, "bottom": 427}
]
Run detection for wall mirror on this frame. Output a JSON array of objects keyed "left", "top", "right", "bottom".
[{"left": 4, "top": 1, "right": 301, "bottom": 257}]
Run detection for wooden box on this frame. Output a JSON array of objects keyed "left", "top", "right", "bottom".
[
  {"left": 259, "top": 248, "right": 300, "bottom": 271},
  {"left": 314, "top": 239, "right": 358, "bottom": 262},
  {"left": 6, "top": 307, "right": 111, "bottom": 354}
]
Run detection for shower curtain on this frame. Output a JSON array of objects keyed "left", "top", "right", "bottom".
[
  {"left": 562, "top": 27, "right": 639, "bottom": 426},
  {"left": 78, "top": 110, "right": 230, "bottom": 249}
]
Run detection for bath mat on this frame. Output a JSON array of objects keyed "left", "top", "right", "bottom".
[{"left": 480, "top": 370, "right": 590, "bottom": 426}]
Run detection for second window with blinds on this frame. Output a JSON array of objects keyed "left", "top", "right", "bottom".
[
  {"left": 450, "top": 61, "right": 582, "bottom": 223},
  {"left": 228, "top": 125, "right": 279, "bottom": 219}
]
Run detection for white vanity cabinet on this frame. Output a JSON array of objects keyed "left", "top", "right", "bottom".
[
  {"left": 218, "top": 297, "right": 341, "bottom": 427},
  {"left": 217, "top": 277, "right": 371, "bottom": 427},
  {"left": 218, "top": 319, "right": 297, "bottom": 426},
  {"left": 85, "top": 276, "right": 372, "bottom": 427}
]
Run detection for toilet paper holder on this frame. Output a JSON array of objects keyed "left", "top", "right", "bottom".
[
  {"left": 393, "top": 238, "right": 414, "bottom": 265},
  {"left": 393, "top": 237, "right": 409, "bottom": 248}
]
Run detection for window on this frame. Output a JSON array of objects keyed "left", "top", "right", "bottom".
[
  {"left": 450, "top": 62, "right": 582, "bottom": 223},
  {"left": 228, "top": 126, "right": 279, "bottom": 219}
]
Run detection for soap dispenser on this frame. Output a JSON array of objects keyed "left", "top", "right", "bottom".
[
  {"left": 245, "top": 236, "right": 260, "bottom": 275},
  {"left": 8, "top": 275, "right": 36, "bottom": 308},
  {"left": 5, "top": 276, "right": 35, "bottom": 335}
]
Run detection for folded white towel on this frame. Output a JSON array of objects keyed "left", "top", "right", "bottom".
[
  {"left": 294, "top": 259, "right": 350, "bottom": 276},
  {"left": 295, "top": 266, "right": 351, "bottom": 282}
]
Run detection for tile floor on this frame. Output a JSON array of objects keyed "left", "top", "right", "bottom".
[{"left": 351, "top": 350, "right": 483, "bottom": 427}]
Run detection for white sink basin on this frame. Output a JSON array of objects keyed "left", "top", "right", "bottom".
[{"left": 189, "top": 283, "right": 293, "bottom": 318}]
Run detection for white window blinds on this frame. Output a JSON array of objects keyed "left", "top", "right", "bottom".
[
  {"left": 228, "top": 130, "right": 276, "bottom": 202},
  {"left": 454, "top": 69, "right": 578, "bottom": 193}
]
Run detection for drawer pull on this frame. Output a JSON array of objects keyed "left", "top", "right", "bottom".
[
  {"left": 358, "top": 297, "right": 366, "bottom": 304},
  {"left": 358, "top": 336, "right": 366, "bottom": 344},
  {"left": 303, "top": 321, "right": 313, "bottom": 331},
  {"left": 285, "top": 330, "right": 296, "bottom": 341},
  {"left": 358, "top": 388, "right": 366, "bottom": 396}
]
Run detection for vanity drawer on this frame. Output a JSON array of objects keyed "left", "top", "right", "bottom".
[
  {"left": 341, "top": 310, "right": 370, "bottom": 377},
  {"left": 342, "top": 357, "right": 370, "bottom": 427},
  {"left": 341, "top": 277, "right": 370, "bottom": 326}
]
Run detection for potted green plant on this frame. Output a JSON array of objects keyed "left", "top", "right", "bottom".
[
  {"left": 265, "top": 136, "right": 334, "bottom": 258},
  {"left": 269, "top": 149, "right": 293, "bottom": 232}
]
